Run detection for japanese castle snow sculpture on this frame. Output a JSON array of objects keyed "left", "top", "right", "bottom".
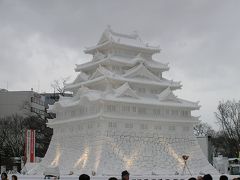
[{"left": 35, "top": 27, "right": 217, "bottom": 176}]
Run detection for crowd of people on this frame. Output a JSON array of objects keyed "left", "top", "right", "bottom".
[
  {"left": 1, "top": 173, "right": 17, "bottom": 180},
  {"left": 0, "top": 170, "right": 238, "bottom": 180},
  {"left": 188, "top": 174, "right": 228, "bottom": 180},
  {"left": 78, "top": 170, "right": 129, "bottom": 180},
  {"left": 77, "top": 171, "right": 232, "bottom": 180}
]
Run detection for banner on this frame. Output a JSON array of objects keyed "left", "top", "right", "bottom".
[{"left": 24, "top": 129, "right": 35, "bottom": 163}]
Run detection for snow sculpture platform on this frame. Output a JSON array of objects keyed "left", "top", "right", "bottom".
[{"left": 31, "top": 27, "right": 218, "bottom": 176}]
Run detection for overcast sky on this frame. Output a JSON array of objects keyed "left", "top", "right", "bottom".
[{"left": 0, "top": 0, "right": 240, "bottom": 128}]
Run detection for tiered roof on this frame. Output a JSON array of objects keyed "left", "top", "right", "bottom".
[
  {"left": 75, "top": 53, "right": 169, "bottom": 72},
  {"left": 61, "top": 28, "right": 199, "bottom": 111},
  {"left": 50, "top": 85, "right": 200, "bottom": 112},
  {"left": 64, "top": 72, "right": 181, "bottom": 92}
]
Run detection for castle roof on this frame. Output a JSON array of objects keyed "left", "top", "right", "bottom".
[
  {"left": 64, "top": 73, "right": 181, "bottom": 91},
  {"left": 75, "top": 54, "right": 169, "bottom": 72},
  {"left": 50, "top": 85, "right": 199, "bottom": 112},
  {"left": 84, "top": 26, "right": 160, "bottom": 54}
]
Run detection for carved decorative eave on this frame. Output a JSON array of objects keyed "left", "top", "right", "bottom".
[
  {"left": 89, "top": 65, "right": 113, "bottom": 80},
  {"left": 92, "top": 51, "right": 107, "bottom": 62},
  {"left": 101, "top": 97, "right": 200, "bottom": 110},
  {"left": 102, "top": 114, "right": 199, "bottom": 124},
  {"left": 85, "top": 41, "right": 160, "bottom": 55},
  {"left": 47, "top": 114, "right": 101, "bottom": 126},
  {"left": 64, "top": 75, "right": 181, "bottom": 92},
  {"left": 123, "top": 62, "right": 161, "bottom": 82},
  {"left": 157, "top": 87, "right": 180, "bottom": 102},
  {"left": 156, "top": 87, "right": 200, "bottom": 109},
  {"left": 75, "top": 56, "right": 169, "bottom": 73},
  {"left": 76, "top": 85, "right": 90, "bottom": 97},
  {"left": 71, "top": 72, "right": 89, "bottom": 84},
  {"left": 49, "top": 95, "right": 199, "bottom": 113},
  {"left": 114, "top": 82, "right": 139, "bottom": 99}
]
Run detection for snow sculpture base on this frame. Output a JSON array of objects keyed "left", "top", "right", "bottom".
[{"left": 34, "top": 118, "right": 217, "bottom": 176}]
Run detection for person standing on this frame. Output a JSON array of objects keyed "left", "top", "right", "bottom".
[
  {"left": 79, "top": 174, "right": 90, "bottom": 180},
  {"left": 12, "top": 175, "right": 18, "bottom": 180},
  {"left": 121, "top": 170, "right": 130, "bottom": 180},
  {"left": 1, "top": 173, "right": 8, "bottom": 180}
]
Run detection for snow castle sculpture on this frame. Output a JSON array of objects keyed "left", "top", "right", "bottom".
[{"left": 37, "top": 27, "right": 217, "bottom": 176}]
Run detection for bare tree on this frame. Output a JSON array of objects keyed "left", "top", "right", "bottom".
[
  {"left": 215, "top": 100, "right": 240, "bottom": 157},
  {"left": 51, "top": 77, "right": 70, "bottom": 96},
  {"left": 0, "top": 113, "right": 53, "bottom": 163},
  {"left": 194, "top": 120, "right": 214, "bottom": 137},
  {"left": 0, "top": 115, "right": 25, "bottom": 158}
]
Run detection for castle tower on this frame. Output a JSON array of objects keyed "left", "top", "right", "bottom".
[{"left": 35, "top": 27, "right": 217, "bottom": 176}]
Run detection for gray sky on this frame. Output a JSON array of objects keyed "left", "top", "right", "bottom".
[{"left": 0, "top": 0, "right": 240, "bottom": 128}]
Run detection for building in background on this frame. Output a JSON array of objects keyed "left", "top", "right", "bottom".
[
  {"left": 41, "top": 93, "right": 73, "bottom": 119},
  {"left": 0, "top": 90, "right": 74, "bottom": 172},
  {"left": 0, "top": 89, "right": 46, "bottom": 119}
]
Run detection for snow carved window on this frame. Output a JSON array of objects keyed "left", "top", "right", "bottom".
[
  {"left": 182, "top": 110, "right": 189, "bottom": 117},
  {"left": 122, "top": 105, "right": 131, "bottom": 112},
  {"left": 171, "top": 110, "right": 178, "bottom": 116},
  {"left": 88, "top": 123, "right": 93, "bottom": 129},
  {"left": 155, "top": 125, "right": 162, "bottom": 130},
  {"left": 151, "top": 89, "right": 158, "bottom": 94},
  {"left": 107, "top": 105, "right": 116, "bottom": 112},
  {"left": 132, "top": 106, "right": 137, "bottom": 112},
  {"left": 165, "top": 109, "right": 170, "bottom": 116},
  {"left": 89, "top": 106, "right": 95, "bottom": 113},
  {"left": 138, "top": 88, "right": 145, "bottom": 93},
  {"left": 108, "top": 122, "right": 117, "bottom": 128},
  {"left": 140, "top": 124, "right": 148, "bottom": 130},
  {"left": 153, "top": 109, "right": 161, "bottom": 115},
  {"left": 125, "top": 123, "right": 133, "bottom": 129},
  {"left": 71, "top": 110, "right": 75, "bottom": 117},
  {"left": 138, "top": 107, "right": 146, "bottom": 114},
  {"left": 78, "top": 124, "right": 83, "bottom": 130},
  {"left": 79, "top": 106, "right": 87, "bottom": 114},
  {"left": 169, "top": 126, "right": 175, "bottom": 131},
  {"left": 112, "top": 65, "right": 121, "bottom": 71}
]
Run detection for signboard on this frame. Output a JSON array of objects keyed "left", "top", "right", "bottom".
[{"left": 25, "top": 129, "right": 35, "bottom": 163}]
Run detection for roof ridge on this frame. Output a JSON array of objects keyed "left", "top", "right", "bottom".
[{"left": 106, "top": 26, "right": 139, "bottom": 40}]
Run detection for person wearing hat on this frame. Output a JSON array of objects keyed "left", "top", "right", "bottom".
[{"left": 121, "top": 170, "right": 130, "bottom": 180}]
